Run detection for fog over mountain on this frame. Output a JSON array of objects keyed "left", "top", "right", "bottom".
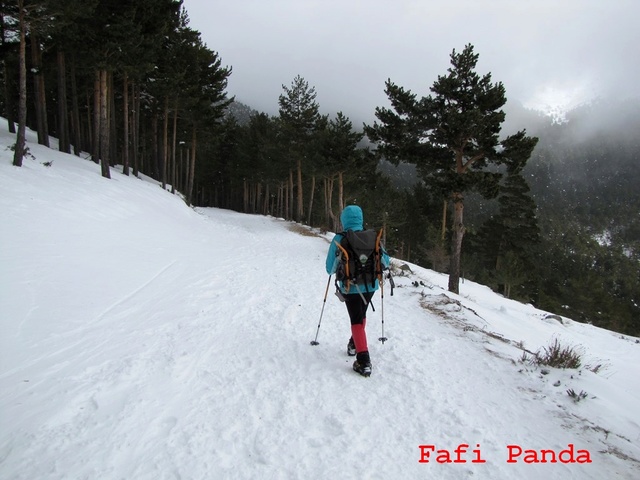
[{"left": 184, "top": 0, "right": 640, "bottom": 128}]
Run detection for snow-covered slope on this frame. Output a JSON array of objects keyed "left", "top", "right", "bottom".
[{"left": 1, "top": 124, "right": 639, "bottom": 479}]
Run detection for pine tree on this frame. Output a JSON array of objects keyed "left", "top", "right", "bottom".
[
  {"left": 365, "top": 44, "right": 538, "bottom": 294},
  {"left": 476, "top": 172, "right": 541, "bottom": 298},
  {"left": 278, "top": 75, "right": 321, "bottom": 222},
  {"left": 168, "top": 46, "right": 229, "bottom": 204},
  {"left": 320, "top": 112, "right": 363, "bottom": 230}
]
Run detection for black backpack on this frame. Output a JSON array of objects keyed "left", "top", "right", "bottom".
[{"left": 335, "top": 229, "right": 383, "bottom": 292}]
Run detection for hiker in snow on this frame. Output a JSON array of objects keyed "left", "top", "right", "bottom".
[{"left": 325, "top": 205, "right": 390, "bottom": 377}]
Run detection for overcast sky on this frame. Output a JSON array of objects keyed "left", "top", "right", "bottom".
[{"left": 183, "top": 0, "right": 640, "bottom": 125}]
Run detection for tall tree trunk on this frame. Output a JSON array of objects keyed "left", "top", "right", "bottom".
[
  {"left": 86, "top": 91, "right": 93, "bottom": 157},
  {"left": 132, "top": 81, "right": 140, "bottom": 176},
  {"left": 178, "top": 147, "right": 184, "bottom": 195},
  {"left": 139, "top": 118, "right": 147, "bottom": 174},
  {"left": 288, "top": 169, "right": 294, "bottom": 220},
  {"left": 92, "top": 71, "right": 100, "bottom": 163},
  {"left": 171, "top": 98, "right": 178, "bottom": 193},
  {"left": 448, "top": 192, "right": 465, "bottom": 294},
  {"left": 151, "top": 112, "right": 159, "bottom": 179},
  {"left": 284, "top": 182, "right": 288, "bottom": 218},
  {"left": 338, "top": 171, "right": 345, "bottom": 212},
  {"left": 277, "top": 182, "right": 284, "bottom": 218},
  {"left": 186, "top": 128, "right": 197, "bottom": 205},
  {"left": 183, "top": 148, "right": 190, "bottom": 193},
  {"left": 108, "top": 72, "right": 116, "bottom": 164},
  {"left": 99, "top": 69, "right": 110, "bottom": 179},
  {"left": 296, "top": 159, "right": 303, "bottom": 221},
  {"left": 441, "top": 199, "right": 448, "bottom": 243},
  {"left": 255, "top": 183, "right": 262, "bottom": 213},
  {"left": 161, "top": 96, "right": 169, "bottom": 189},
  {"left": 30, "top": 35, "right": 48, "bottom": 147},
  {"left": 56, "top": 49, "right": 70, "bottom": 153},
  {"left": 323, "top": 178, "right": 329, "bottom": 225},
  {"left": 243, "top": 179, "right": 249, "bottom": 212},
  {"left": 12, "top": 0, "right": 26, "bottom": 167},
  {"left": 122, "top": 72, "right": 129, "bottom": 175},
  {"left": 263, "top": 183, "right": 270, "bottom": 215},
  {"left": 69, "top": 56, "right": 82, "bottom": 155},
  {"left": 306, "top": 174, "right": 315, "bottom": 225},
  {"left": 324, "top": 176, "right": 337, "bottom": 232}
]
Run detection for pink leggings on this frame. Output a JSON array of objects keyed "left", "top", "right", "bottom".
[{"left": 345, "top": 292, "right": 373, "bottom": 353}]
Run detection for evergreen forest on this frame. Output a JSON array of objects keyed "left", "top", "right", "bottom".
[{"left": 2, "top": 0, "right": 638, "bottom": 336}]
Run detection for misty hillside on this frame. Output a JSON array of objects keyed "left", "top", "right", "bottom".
[
  {"left": 525, "top": 99, "right": 640, "bottom": 225},
  {"left": 224, "top": 100, "right": 260, "bottom": 125},
  {"left": 487, "top": 99, "right": 640, "bottom": 334}
]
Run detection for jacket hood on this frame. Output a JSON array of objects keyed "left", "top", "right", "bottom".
[{"left": 340, "top": 205, "right": 364, "bottom": 231}]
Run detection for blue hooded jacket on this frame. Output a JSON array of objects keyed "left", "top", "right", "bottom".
[{"left": 325, "top": 205, "right": 390, "bottom": 294}]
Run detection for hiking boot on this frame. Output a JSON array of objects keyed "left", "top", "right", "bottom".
[
  {"left": 353, "top": 359, "right": 372, "bottom": 377},
  {"left": 353, "top": 351, "right": 372, "bottom": 377},
  {"left": 347, "top": 337, "right": 356, "bottom": 356}
]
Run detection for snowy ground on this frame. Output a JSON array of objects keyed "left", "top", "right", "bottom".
[{"left": 1, "top": 123, "right": 639, "bottom": 479}]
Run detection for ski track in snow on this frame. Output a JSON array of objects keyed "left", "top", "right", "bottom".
[{"left": 1, "top": 126, "right": 640, "bottom": 479}]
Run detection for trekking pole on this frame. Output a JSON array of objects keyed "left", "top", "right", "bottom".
[
  {"left": 378, "top": 277, "right": 388, "bottom": 344},
  {"left": 310, "top": 275, "right": 332, "bottom": 346}
]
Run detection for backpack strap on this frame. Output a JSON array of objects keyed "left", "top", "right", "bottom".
[{"left": 334, "top": 237, "right": 352, "bottom": 294}]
